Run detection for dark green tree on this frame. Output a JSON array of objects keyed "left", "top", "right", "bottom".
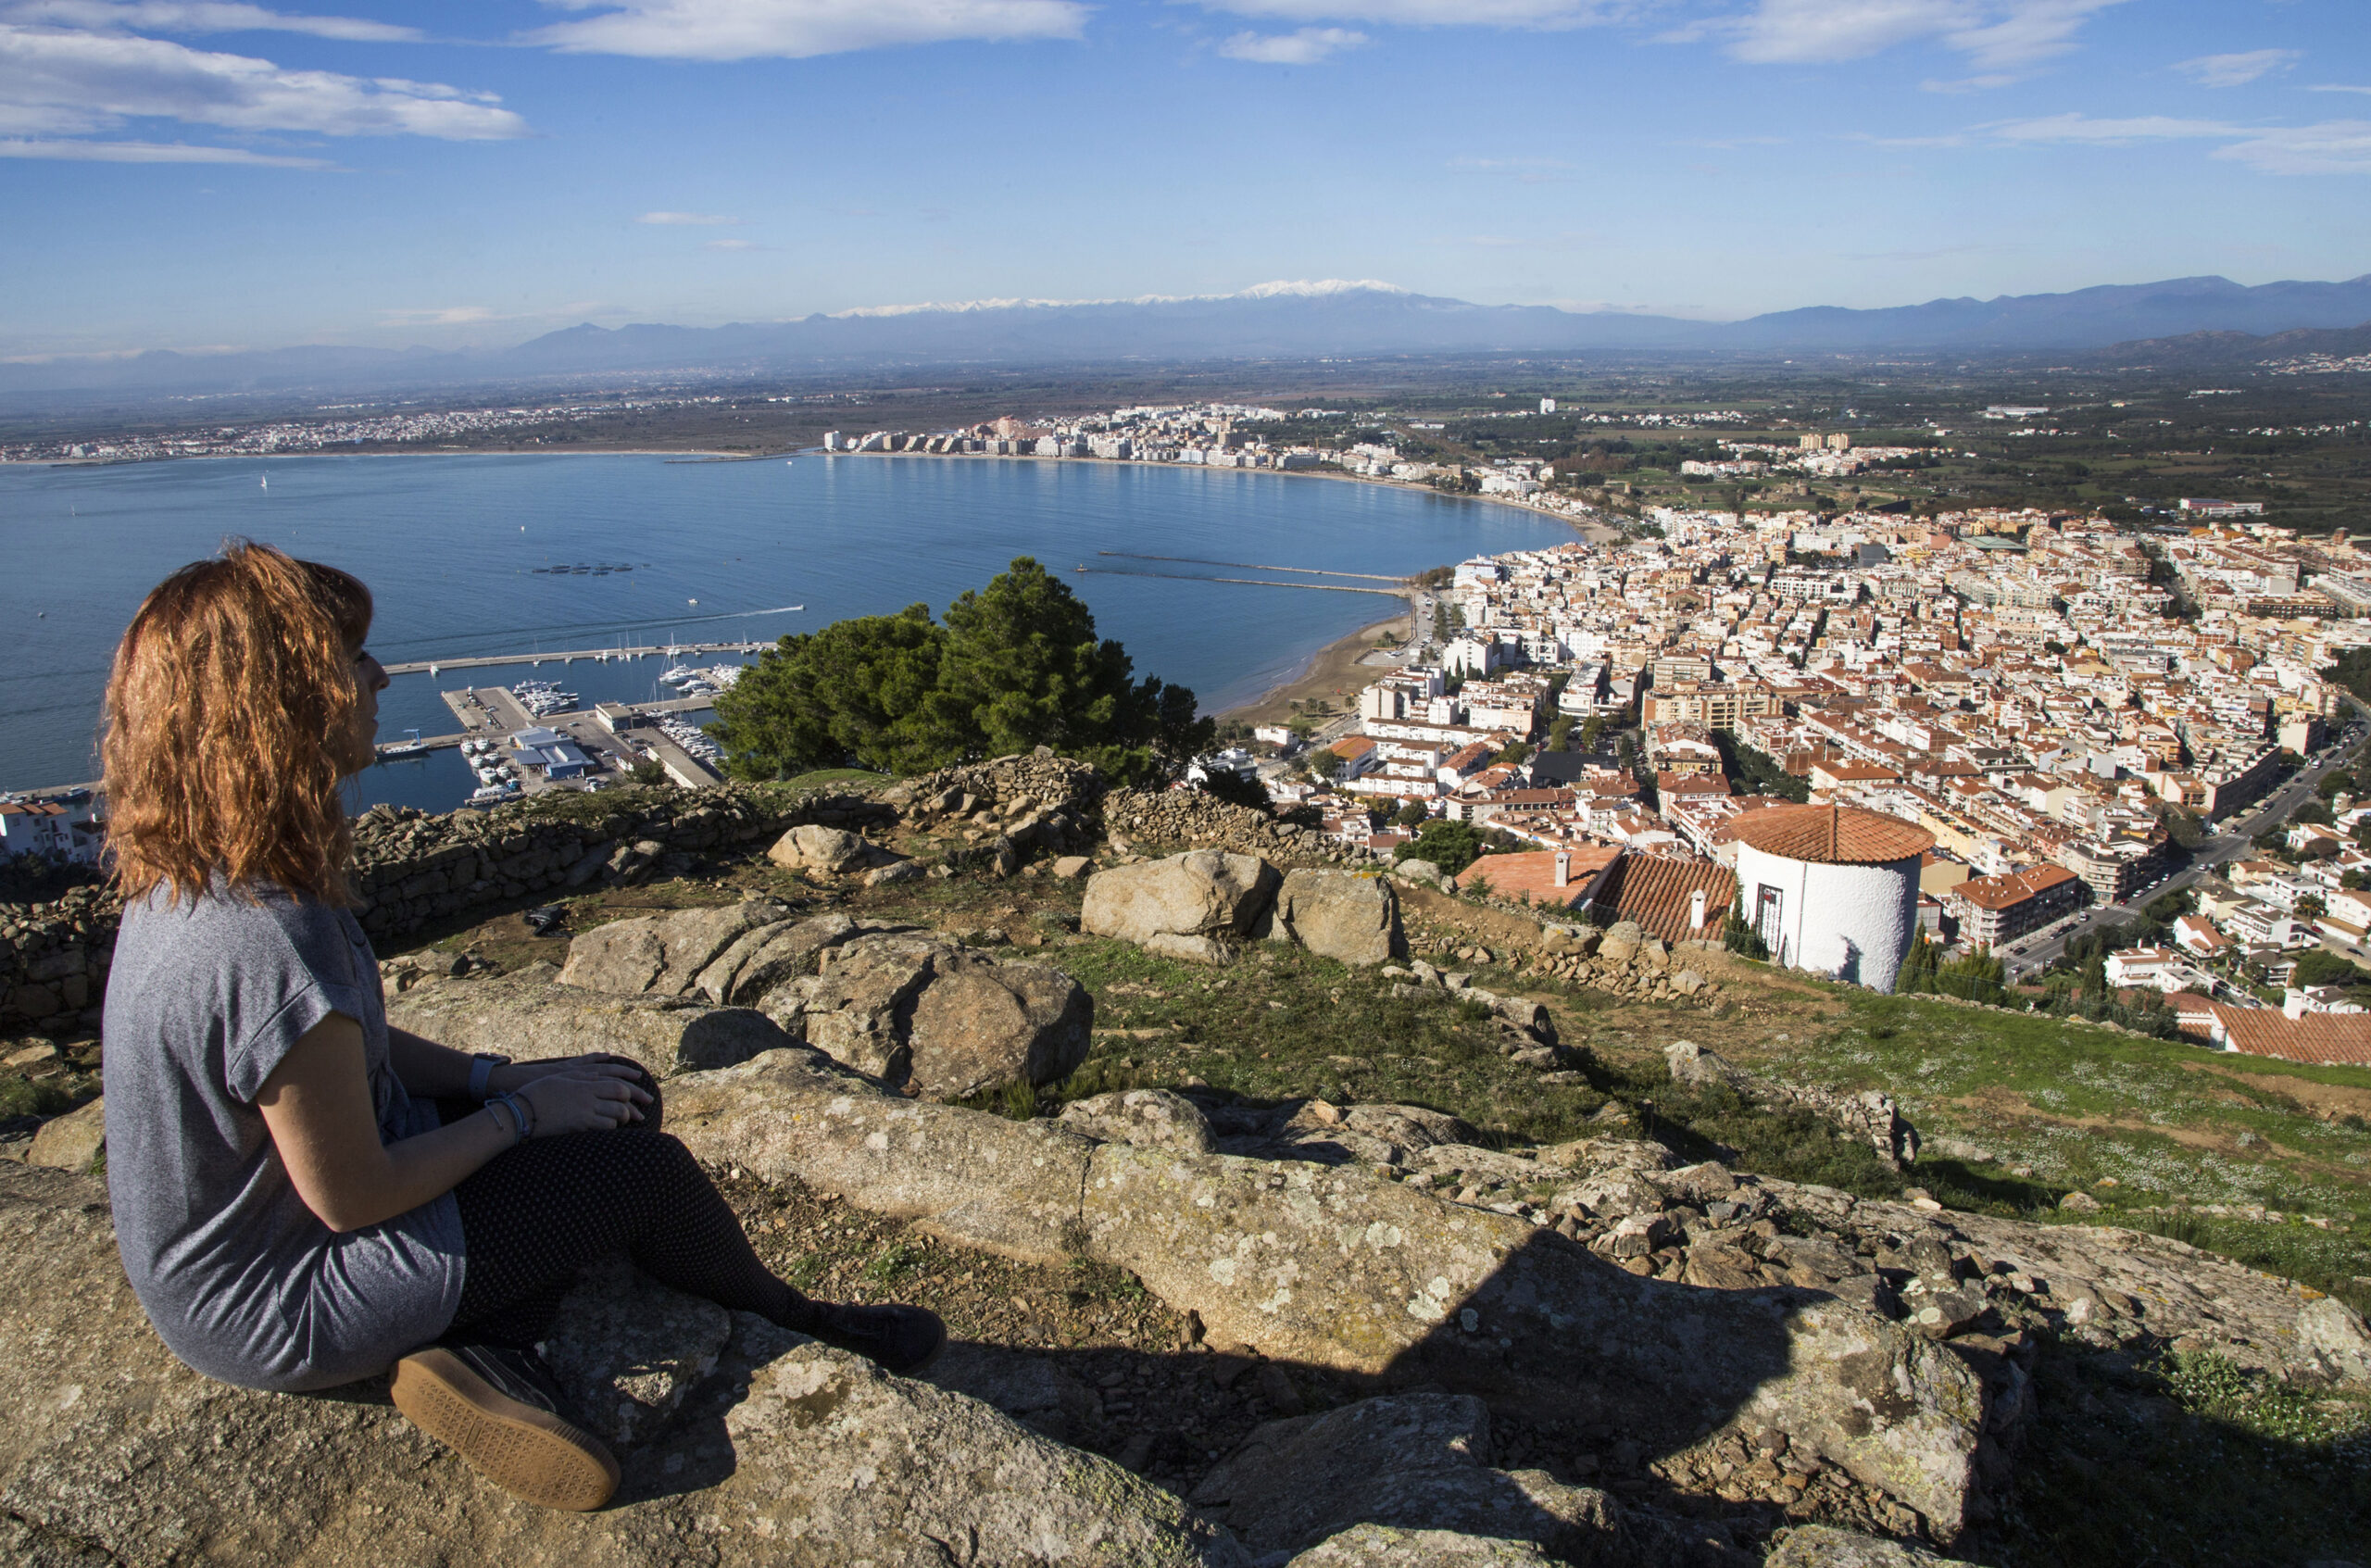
[
  {"left": 922, "top": 558, "right": 1211, "bottom": 775},
  {"left": 709, "top": 604, "right": 948, "bottom": 778},
  {"left": 709, "top": 558, "right": 1212, "bottom": 783}
]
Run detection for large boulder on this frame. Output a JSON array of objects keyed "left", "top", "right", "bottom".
[
  {"left": 760, "top": 934, "right": 1093, "bottom": 1100},
  {"left": 1261, "top": 870, "right": 1404, "bottom": 968},
  {"left": 1765, "top": 1525, "right": 1959, "bottom": 1566},
  {"left": 664, "top": 1050, "right": 1095, "bottom": 1261},
  {"left": 25, "top": 1098, "right": 105, "bottom": 1173},
  {"left": 558, "top": 899, "right": 794, "bottom": 997},
  {"left": 1082, "top": 850, "right": 1280, "bottom": 950},
  {"left": 1058, "top": 1088, "right": 1220, "bottom": 1154},
  {"left": 386, "top": 963, "right": 792, "bottom": 1079},
  {"left": 0, "top": 1162, "right": 1244, "bottom": 1567},
  {"left": 1190, "top": 1394, "right": 1624, "bottom": 1563},
  {"left": 765, "top": 823, "right": 899, "bottom": 876}
]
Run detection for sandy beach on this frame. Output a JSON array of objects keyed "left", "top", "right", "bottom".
[{"left": 1218, "top": 610, "right": 1414, "bottom": 725}]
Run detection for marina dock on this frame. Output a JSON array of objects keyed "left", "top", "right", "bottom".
[{"left": 381, "top": 640, "right": 773, "bottom": 677}]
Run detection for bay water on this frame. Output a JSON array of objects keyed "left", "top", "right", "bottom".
[{"left": 0, "top": 453, "right": 1574, "bottom": 811}]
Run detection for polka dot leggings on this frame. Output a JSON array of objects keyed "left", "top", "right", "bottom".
[{"left": 435, "top": 1075, "right": 814, "bottom": 1349}]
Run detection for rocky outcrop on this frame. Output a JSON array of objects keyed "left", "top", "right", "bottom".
[
  {"left": 1191, "top": 1393, "right": 1625, "bottom": 1563},
  {"left": 1261, "top": 870, "right": 1404, "bottom": 968},
  {"left": 1101, "top": 786, "right": 1372, "bottom": 867},
  {"left": 667, "top": 1051, "right": 1990, "bottom": 1536},
  {"left": 1285, "top": 1524, "right": 1558, "bottom": 1567},
  {"left": 386, "top": 963, "right": 792, "bottom": 1079},
  {"left": 765, "top": 933, "right": 1093, "bottom": 1099},
  {"left": 0, "top": 1161, "right": 1245, "bottom": 1568},
  {"left": 764, "top": 823, "right": 901, "bottom": 876},
  {"left": 1083, "top": 851, "right": 1282, "bottom": 959},
  {"left": 1763, "top": 1526, "right": 1956, "bottom": 1566},
  {"left": 1666, "top": 1042, "right": 1921, "bottom": 1173},
  {"left": 1080, "top": 1141, "right": 1987, "bottom": 1537},
  {"left": 557, "top": 898, "right": 797, "bottom": 997},
  {"left": 1059, "top": 1087, "right": 1221, "bottom": 1154},
  {"left": 663, "top": 1051, "right": 1098, "bottom": 1261},
  {"left": 545, "top": 904, "right": 1092, "bottom": 1100}
]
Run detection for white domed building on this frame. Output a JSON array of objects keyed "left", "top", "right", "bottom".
[{"left": 1730, "top": 804, "right": 1934, "bottom": 994}]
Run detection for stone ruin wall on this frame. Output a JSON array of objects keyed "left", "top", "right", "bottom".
[{"left": 0, "top": 752, "right": 1395, "bottom": 1035}]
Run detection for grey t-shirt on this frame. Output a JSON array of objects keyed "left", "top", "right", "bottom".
[{"left": 103, "top": 882, "right": 464, "bottom": 1392}]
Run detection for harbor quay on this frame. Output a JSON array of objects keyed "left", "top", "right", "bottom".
[{"left": 424, "top": 684, "right": 726, "bottom": 804}]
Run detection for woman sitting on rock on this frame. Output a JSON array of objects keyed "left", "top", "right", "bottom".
[{"left": 100, "top": 541, "right": 941, "bottom": 1512}]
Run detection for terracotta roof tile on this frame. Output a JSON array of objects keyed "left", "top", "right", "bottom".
[
  {"left": 1729, "top": 803, "right": 1935, "bottom": 866},
  {"left": 2171, "top": 995, "right": 2371, "bottom": 1066},
  {"left": 1595, "top": 853, "right": 1737, "bottom": 943},
  {"left": 1461, "top": 845, "right": 1620, "bottom": 909}
]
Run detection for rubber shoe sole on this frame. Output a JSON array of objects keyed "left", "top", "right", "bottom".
[{"left": 390, "top": 1348, "right": 620, "bottom": 1512}]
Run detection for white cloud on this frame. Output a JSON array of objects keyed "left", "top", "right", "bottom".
[
  {"left": 2216, "top": 119, "right": 2371, "bottom": 175},
  {"left": 0, "top": 130, "right": 326, "bottom": 158},
  {"left": 0, "top": 24, "right": 529, "bottom": 139},
  {"left": 702, "top": 236, "right": 758, "bottom": 249},
  {"left": 637, "top": 208, "right": 740, "bottom": 224},
  {"left": 529, "top": 0, "right": 1088, "bottom": 60},
  {"left": 1983, "top": 111, "right": 2371, "bottom": 174},
  {"left": 1217, "top": 25, "right": 1364, "bottom": 61},
  {"left": 1725, "top": 0, "right": 2127, "bottom": 73},
  {"left": 0, "top": 3, "right": 420, "bottom": 41},
  {"left": 375, "top": 306, "right": 497, "bottom": 326},
  {"left": 1190, "top": 0, "right": 1628, "bottom": 29},
  {"left": 2306, "top": 83, "right": 2371, "bottom": 96},
  {"left": 1988, "top": 112, "right": 2238, "bottom": 144},
  {"left": 2174, "top": 48, "right": 2299, "bottom": 88}
]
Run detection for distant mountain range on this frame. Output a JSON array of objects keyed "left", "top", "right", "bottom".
[{"left": 7, "top": 274, "right": 2370, "bottom": 400}]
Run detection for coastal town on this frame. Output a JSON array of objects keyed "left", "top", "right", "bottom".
[{"left": 1182, "top": 490, "right": 2371, "bottom": 1073}]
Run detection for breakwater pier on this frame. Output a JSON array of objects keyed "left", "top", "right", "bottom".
[{"left": 380, "top": 640, "right": 773, "bottom": 676}]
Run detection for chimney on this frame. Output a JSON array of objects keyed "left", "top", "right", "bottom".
[
  {"left": 1554, "top": 851, "right": 1572, "bottom": 888},
  {"left": 1690, "top": 887, "right": 1708, "bottom": 932}
]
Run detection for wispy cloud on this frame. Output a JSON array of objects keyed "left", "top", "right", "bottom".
[
  {"left": 0, "top": 131, "right": 328, "bottom": 160},
  {"left": 1982, "top": 111, "right": 2371, "bottom": 174},
  {"left": 2217, "top": 119, "right": 2371, "bottom": 175},
  {"left": 1218, "top": 25, "right": 1364, "bottom": 62},
  {"left": 637, "top": 208, "right": 739, "bottom": 224},
  {"left": 1988, "top": 112, "right": 2239, "bottom": 144},
  {"left": 1189, "top": 0, "right": 1633, "bottom": 31},
  {"left": 2174, "top": 48, "right": 2299, "bottom": 88},
  {"left": 1722, "top": 0, "right": 2129, "bottom": 75},
  {"left": 0, "top": 1, "right": 420, "bottom": 41},
  {"left": 702, "top": 236, "right": 760, "bottom": 249},
  {"left": 374, "top": 305, "right": 498, "bottom": 326},
  {"left": 0, "top": 23, "right": 528, "bottom": 144},
  {"left": 530, "top": 0, "right": 1088, "bottom": 60},
  {"left": 2307, "top": 83, "right": 2371, "bottom": 96}
]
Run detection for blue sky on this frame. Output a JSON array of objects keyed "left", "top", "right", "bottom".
[{"left": 2, "top": 0, "right": 2365, "bottom": 358}]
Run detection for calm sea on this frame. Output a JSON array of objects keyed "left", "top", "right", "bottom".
[{"left": 0, "top": 453, "right": 1574, "bottom": 811}]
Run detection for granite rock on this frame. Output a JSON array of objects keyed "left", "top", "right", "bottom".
[
  {"left": 386, "top": 964, "right": 792, "bottom": 1078},
  {"left": 1261, "top": 870, "right": 1404, "bottom": 968},
  {"left": 1082, "top": 850, "right": 1282, "bottom": 948}
]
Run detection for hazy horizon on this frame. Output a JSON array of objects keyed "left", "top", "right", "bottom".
[{"left": 2, "top": 0, "right": 2365, "bottom": 361}]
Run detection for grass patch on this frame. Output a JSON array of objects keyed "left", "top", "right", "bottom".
[
  {"left": 0, "top": 1072, "right": 82, "bottom": 1123},
  {"left": 860, "top": 1241, "right": 926, "bottom": 1286}
]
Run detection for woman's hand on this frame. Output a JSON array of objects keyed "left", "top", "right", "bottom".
[
  {"left": 488, "top": 1053, "right": 644, "bottom": 1096},
  {"left": 510, "top": 1065, "right": 652, "bottom": 1136}
]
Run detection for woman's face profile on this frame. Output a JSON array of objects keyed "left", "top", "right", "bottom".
[{"left": 346, "top": 645, "right": 389, "bottom": 773}]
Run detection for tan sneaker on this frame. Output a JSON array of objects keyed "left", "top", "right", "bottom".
[{"left": 391, "top": 1344, "right": 620, "bottom": 1511}]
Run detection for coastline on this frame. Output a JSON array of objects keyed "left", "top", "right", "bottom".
[
  {"left": 11, "top": 445, "right": 1620, "bottom": 541},
  {"left": 1216, "top": 609, "right": 1413, "bottom": 725}
]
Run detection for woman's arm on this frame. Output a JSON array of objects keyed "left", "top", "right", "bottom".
[
  {"left": 387, "top": 1024, "right": 647, "bottom": 1103},
  {"left": 258, "top": 1013, "right": 650, "bottom": 1233}
]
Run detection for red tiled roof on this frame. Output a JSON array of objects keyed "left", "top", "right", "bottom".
[
  {"left": 2172, "top": 995, "right": 2371, "bottom": 1066},
  {"left": 1461, "top": 845, "right": 1620, "bottom": 909},
  {"left": 1950, "top": 864, "right": 2080, "bottom": 911},
  {"left": 1729, "top": 803, "right": 1935, "bottom": 865},
  {"left": 1594, "top": 852, "right": 1738, "bottom": 943}
]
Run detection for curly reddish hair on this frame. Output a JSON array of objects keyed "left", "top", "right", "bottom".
[{"left": 102, "top": 539, "right": 375, "bottom": 906}]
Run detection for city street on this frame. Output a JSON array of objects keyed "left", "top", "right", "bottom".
[{"left": 2001, "top": 721, "right": 2365, "bottom": 981}]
